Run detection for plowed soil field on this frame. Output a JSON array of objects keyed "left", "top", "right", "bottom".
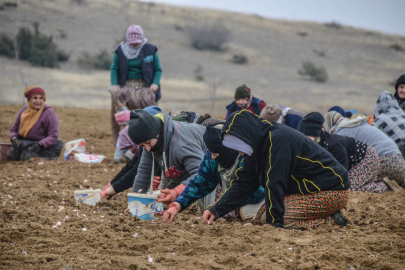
[{"left": 1, "top": 105, "right": 405, "bottom": 270}]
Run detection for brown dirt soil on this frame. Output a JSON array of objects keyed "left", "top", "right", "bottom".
[{"left": 1, "top": 104, "right": 405, "bottom": 270}]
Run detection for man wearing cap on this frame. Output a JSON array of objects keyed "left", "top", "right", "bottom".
[{"left": 225, "top": 84, "right": 266, "bottom": 119}]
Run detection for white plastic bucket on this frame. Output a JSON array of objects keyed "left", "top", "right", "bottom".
[
  {"left": 127, "top": 191, "right": 162, "bottom": 220},
  {"left": 74, "top": 189, "right": 101, "bottom": 206}
]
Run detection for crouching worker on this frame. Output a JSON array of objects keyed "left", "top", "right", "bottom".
[
  {"left": 8, "top": 86, "right": 63, "bottom": 161},
  {"left": 101, "top": 126, "right": 144, "bottom": 199},
  {"left": 101, "top": 106, "right": 163, "bottom": 199},
  {"left": 128, "top": 110, "right": 207, "bottom": 203},
  {"left": 298, "top": 112, "right": 386, "bottom": 193},
  {"left": 111, "top": 107, "right": 133, "bottom": 164},
  {"left": 203, "top": 110, "right": 350, "bottom": 229},
  {"left": 163, "top": 124, "right": 266, "bottom": 223}
]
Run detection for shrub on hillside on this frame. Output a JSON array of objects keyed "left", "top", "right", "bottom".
[
  {"left": 16, "top": 27, "right": 33, "bottom": 60},
  {"left": 187, "top": 21, "right": 231, "bottom": 51},
  {"left": 230, "top": 53, "right": 248, "bottom": 65},
  {"left": 77, "top": 49, "right": 112, "bottom": 70},
  {"left": 56, "top": 49, "right": 70, "bottom": 62},
  {"left": 298, "top": 61, "right": 328, "bottom": 82},
  {"left": 29, "top": 35, "right": 59, "bottom": 67},
  {"left": 14, "top": 23, "right": 69, "bottom": 67},
  {"left": 0, "top": 33, "right": 15, "bottom": 58}
]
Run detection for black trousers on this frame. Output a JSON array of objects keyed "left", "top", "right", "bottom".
[{"left": 7, "top": 138, "right": 63, "bottom": 161}]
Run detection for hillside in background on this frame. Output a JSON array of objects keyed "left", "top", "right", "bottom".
[{"left": 0, "top": 0, "right": 404, "bottom": 116}]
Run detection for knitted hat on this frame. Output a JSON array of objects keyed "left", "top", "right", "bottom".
[
  {"left": 126, "top": 25, "right": 143, "bottom": 44},
  {"left": 328, "top": 106, "right": 346, "bottom": 117},
  {"left": 234, "top": 84, "right": 251, "bottom": 100},
  {"left": 297, "top": 112, "right": 324, "bottom": 137},
  {"left": 128, "top": 109, "right": 161, "bottom": 145},
  {"left": 143, "top": 105, "right": 162, "bottom": 116},
  {"left": 260, "top": 104, "right": 282, "bottom": 122},
  {"left": 115, "top": 107, "right": 131, "bottom": 126},
  {"left": 24, "top": 86, "right": 46, "bottom": 102},
  {"left": 395, "top": 74, "right": 405, "bottom": 91}
]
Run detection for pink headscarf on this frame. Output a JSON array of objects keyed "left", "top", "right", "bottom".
[
  {"left": 119, "top": 126, "right": 141, "bottom": 155},
  {"left": 114, "top": 109, "right": 130, "bottom": 126},
  {"left": 126, "top": 25, "right": 143, "bottom": 44}
]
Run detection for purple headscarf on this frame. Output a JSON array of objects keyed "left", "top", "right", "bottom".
[{"left": 119, "top": 126, "right": 141, "bottom": 155}]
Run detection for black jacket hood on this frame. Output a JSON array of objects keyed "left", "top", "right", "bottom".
[{"left": 220, "top": 110, "right": 271, "bottom": 155}]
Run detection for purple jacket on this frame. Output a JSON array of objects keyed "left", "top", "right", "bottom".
[{"left": 9, "top": 104, "right": 60, "bottom": 149}]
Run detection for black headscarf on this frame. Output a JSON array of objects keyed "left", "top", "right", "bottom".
[
  {"left": 203, "top": 124, "right": 239, "bottom": 169},
  {"left": 394, "top": 74, "right": 405, "bottom": 106}
]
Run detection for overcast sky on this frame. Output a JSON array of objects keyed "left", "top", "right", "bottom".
[{"left": 142, "top": 0, "right": 405, "bottom": 36}]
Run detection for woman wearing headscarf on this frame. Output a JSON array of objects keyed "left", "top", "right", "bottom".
[
  {"left": 373, "top": 91, "right": 405, "bottom": 159},
  {"left": 101, "top": 126, "right": 144, "bottom": 199},
  {"left": 393, "top": 74, "right": 405, "bottom": 110},
  {"left": 8, "top": 86, "right": 63, "bottom": 161},
  {"left": 260, "top": 104, "right": 307, "bottom": 130},
  {"left": 203, "top": 110, "right": 350, "bottom": 229},
  {"left": 324, "top": 111, "right": 405, "bottom": 187},
  {"left": 101, "top": 106, "right": 163, "bottom": 199},
  {"left": 298, "top": 112, "right": 387, "bottom": 193},
  {"left": 109, "top": 25, "right": 162, "bottom": 146},
  {"left": 128, "top": 109, "right": 207, "bottom": 204},
  {"left": 163, "top": 124, "right": 265, "bottom": 224},
  {"left": 225, "top": 84, "right": 266, "bottom": 119},
  {"left": 112, "top": 107, "right": 132, "bottom": 164}
]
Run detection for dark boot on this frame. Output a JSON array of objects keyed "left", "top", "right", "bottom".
[
  {"left": 6, "top": 146, "right": 21, "bottom": 161},
  {"left": 331, "top": 211, "right": 348, "bottom": 226}
]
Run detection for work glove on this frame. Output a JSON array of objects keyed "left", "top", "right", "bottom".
[
  {"left": 28, "top": 143, "right": 42, "bottom": 153},
  {"left": 11, "top": 137, "right": 22, "bottom": 150},
  {"left": 158, "top": 184, "right": 186, "bottom": 204},
  {"left": 162, "top": 203, "right": 180, "bottom": 223}
]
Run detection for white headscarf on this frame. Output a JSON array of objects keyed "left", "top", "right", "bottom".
[{"left": 119, "top": 38, "right": 148, "bottom": 60}]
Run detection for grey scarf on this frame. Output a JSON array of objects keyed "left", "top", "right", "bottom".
[{"left": 119, "top": 38, "right": 148, "bottom": 60}]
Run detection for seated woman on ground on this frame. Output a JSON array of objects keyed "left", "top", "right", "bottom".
[
  {"left": 128, "top": 109, "right": 209, "bottom": 206},
  {"left": 163, "top": 123, "right": 265, "bottom": 224},
  {"left": 298, "top": 112, "right": 387, "bottom": 193},
  {"left": 101, "top": 106, "right": 163, "bottom": 200},
  {"left": 225, "top": 84, "right": 266, "bottom": 119},
  {"left": 109, "top": 25, "right": 162, "bottom": 148},
  {"left": 324, "top": 111, "right": 405, "bottom": 188},
  {"left": 372, "top": 91, "right": 405, "bottom": 160},
  {"left": 8, "top": 86, "right": 63, "bottom": 161},
  {"left": 203, "top": 110, "right": 350, "bottom": 229},
  {"left": 260, "top": 104, "right": 306, "bottom": 130}
]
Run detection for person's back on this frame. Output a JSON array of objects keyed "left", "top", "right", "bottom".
[{"left": 335, "top": 122, "right": 400, "bottom": 157}]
